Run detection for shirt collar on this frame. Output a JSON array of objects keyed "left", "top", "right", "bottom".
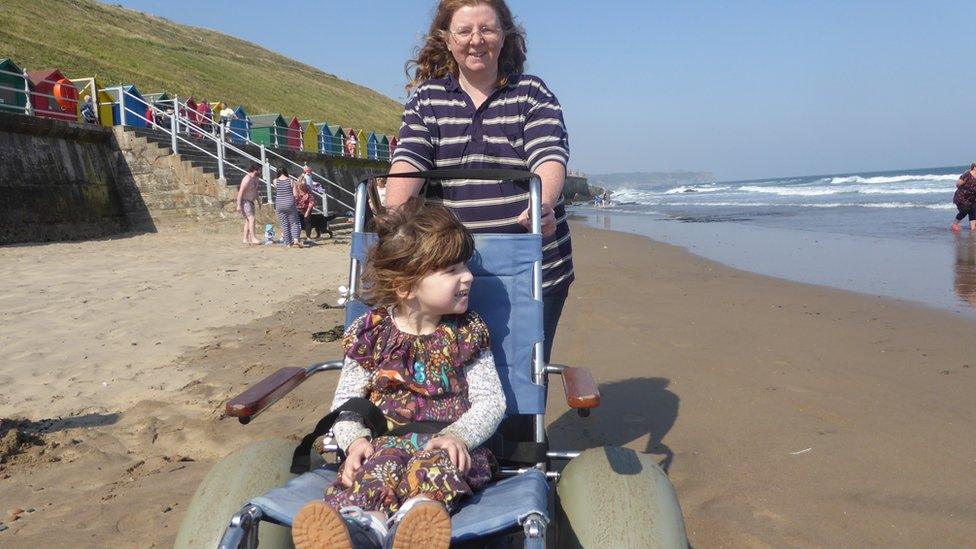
[{"left": 444, "top": 72, "right": 518, "bottom": 93}]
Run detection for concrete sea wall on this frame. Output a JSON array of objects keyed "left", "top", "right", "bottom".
[{"left": 0, "top": 112, "right": 389, "bottom": 244}]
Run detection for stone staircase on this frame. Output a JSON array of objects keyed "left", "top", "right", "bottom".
[{"left": 123, "top": 126, "right": 353, "bottom": 233}]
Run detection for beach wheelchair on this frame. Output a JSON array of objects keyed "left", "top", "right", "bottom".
[{"left": 175, "top": 169, "right": 687, "bottom": 548}]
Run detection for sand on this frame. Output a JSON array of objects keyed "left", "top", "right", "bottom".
[{"left": 0, "top": 224, "right": 974, "bottom": 547}]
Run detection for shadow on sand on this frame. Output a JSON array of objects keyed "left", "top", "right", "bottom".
[{"left": 547, "top": 377, "right": 679, "bottom": 472}]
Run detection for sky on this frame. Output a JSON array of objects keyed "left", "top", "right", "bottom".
[{"left": 115, "top": 0, "right": 976, "bottom": 181}]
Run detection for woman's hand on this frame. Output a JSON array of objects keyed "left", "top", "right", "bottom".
[
  {"left": 518, "top": 203, "right": 557, "bottom": 237},
  {"left": 340, "top": 437, "right": 374, "bottom": 487},
  {"left": 425, "top": 434, "right": 471, "bottom": 474}
]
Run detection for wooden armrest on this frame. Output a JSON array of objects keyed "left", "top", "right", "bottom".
[
  {"left": 226, "top": 367, "right": 308, "bottom": 420},
  {"left": 561, "top": 366, "right": 600, "bottom": 409}
]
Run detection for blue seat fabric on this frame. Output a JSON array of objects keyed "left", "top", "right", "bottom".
[
  {"left": 250, "top": 467, "right": 549, "bottom": 542},
  {"left": 346, "top": 232, "right": 545, "bottom": 416}
]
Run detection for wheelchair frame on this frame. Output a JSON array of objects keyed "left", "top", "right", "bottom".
[{"left": 216, "top": 170, "right": 601, "bottom": 548}]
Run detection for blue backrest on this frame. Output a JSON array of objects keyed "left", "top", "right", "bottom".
[{"left": 345, "top": 232, "right": 546, "bottom": 416}]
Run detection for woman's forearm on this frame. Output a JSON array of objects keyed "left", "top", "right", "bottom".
[
  {"left": 535, "top": 160, "right": 567, "bottom": 206},
  {"left": 384, "top": 161, "right": 426, "bottom": 208}
]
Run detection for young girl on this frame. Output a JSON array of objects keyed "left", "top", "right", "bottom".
[{"left": 292, "top": 201, "right": 506, "bottom": 549}]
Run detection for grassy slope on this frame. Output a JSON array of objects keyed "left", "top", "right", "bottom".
[{"left": 0, "top": 0, "right": 402, "bottom": 134}]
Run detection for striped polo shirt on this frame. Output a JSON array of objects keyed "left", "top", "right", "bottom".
[{"left": 392, "top": 73, "right": 574, "bottom": 294}]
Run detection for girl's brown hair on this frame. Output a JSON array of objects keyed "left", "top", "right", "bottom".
[
  {"left": 405, "top": 0, "right": 527, "bottom": 92},
  {"left": 361, "top": 198, "right": 475, "bottom": 306}
]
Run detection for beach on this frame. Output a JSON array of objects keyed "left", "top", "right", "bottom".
[{"left": 1, "top": 224, "right": 975, "bottom": 547}]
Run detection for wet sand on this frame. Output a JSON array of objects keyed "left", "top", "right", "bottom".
[{"left": 1, "top": 224, "right": 974, "bottom": 547}]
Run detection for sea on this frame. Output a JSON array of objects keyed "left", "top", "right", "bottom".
[{"left": 574, "top": 165, "right": 976, "bottom": 316}]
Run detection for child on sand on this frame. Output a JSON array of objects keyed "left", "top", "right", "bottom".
[{"left": 291, "top": 200, "right": 506, "bottom": 549}]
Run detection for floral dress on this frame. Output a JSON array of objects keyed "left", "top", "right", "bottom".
[{"left": 323, "top": 308, "right": 503, "bottom": 515}]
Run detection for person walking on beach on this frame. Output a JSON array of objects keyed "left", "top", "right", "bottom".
[
  {"left": 273, "top": 167, "right": 303, "bottom": 247},
  {"left": 236, "top": 164, "right": 262, "bottom": 245},
  {"left": 385, "top": 0, "right": 573, "bottom": 368},
  {"left": 951, "top": 163, "right": 976, "bottom": 232}
]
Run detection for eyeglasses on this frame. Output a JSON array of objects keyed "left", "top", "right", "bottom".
[{"left": 448, "top": 26, "right": 503, "bottom": 44}]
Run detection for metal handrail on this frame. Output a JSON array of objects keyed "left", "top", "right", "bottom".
[{"left": 176, "top": 99, "right": 356, "bottom": 207}]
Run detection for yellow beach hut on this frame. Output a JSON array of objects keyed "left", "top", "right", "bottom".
[
  {"left": 300, "top": 120, "right": 318, "bottom": 153},
  {"left": 70, "top": 76, "right": 114, "bottom": 127},
  {"left": 355, "top": 129, "right": 367, "bottom": 158}
]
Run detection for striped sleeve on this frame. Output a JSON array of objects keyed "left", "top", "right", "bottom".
[
  {"left": 523, "top": 77, "right": 570, "bottom": 172},
  {"left": 391, "top": 91, "right": 435, "bottom": 171}
]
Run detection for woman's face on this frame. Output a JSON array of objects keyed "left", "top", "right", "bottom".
[{"left": 446, "top": 4, "right": 504, "bottom": 81}]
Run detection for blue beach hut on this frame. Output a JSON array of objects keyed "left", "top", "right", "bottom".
[
  {"left": 228, "top": 106, "right": 251, "bottom": 144},
  {"left": 107, "top": 84, "right": 148, "bottom": 128},
  {"left": 367, "top": 132, "right": 380, "bottom": 160},
  {"left": 315, "top": 123, "right": 329, "bottom": 153}
]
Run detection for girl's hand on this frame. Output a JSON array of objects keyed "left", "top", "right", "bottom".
[
  {"left": 425, "top": 434, "right": 471, "bottom": 474},
  {"left": 340, "top": 437, "right": 374, "bottom": 488}
]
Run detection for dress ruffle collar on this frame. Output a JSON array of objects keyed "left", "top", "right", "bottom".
[{"left": 343, "top": 307, "right": 491, "bottom": 394}]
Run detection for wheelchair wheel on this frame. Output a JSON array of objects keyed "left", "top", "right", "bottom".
[
  {"left": 555, "top": 446, "right": 687, "bottom": 549},
  {"left": 174, "top": 438, "right": 298, "bottom": 549}
]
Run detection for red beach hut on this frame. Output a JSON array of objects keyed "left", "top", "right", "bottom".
[
  {"left": 388, "top": 136, "right": 398, "bottom": 157},
  {"left": 286, "top": 116, "right": 302, "bottom": 150},
  {"left": 27, "top": 69, "right": 79, "bottom": 121}
]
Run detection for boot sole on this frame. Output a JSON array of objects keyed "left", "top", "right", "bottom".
[
  {"left": 292, "top": 501, "right": 353, "bottom": 549},
  {"left": 390, "top": 502, "right": 451, "bottom": 549}
]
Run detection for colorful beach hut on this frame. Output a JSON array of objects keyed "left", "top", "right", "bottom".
[
  {"left": 379, "top": 135, "right": 390, "bottom": 161},
  {"left": 250, "top": 114, "right": 287, "bottom": 148},
  {"left": 327, "top": 125, "right": 344, "bottom": 155},
  {"left": 286, "top": 116, "right": 302, "bottom": 150},
  {"left": 355, "top": 129, "right": 367, "bottom": 159},
  {"left": 0, "top": 59, "right": 30, "bottom": 115},
  {"left": 106, "top": 84, "right": 148, "bottom": 128},
  {"left": 70, "top": 77, "right": 114, "bottom": 127},
  {"left": 388, "top": 136, "right": 398, "bottom": 157},
  {"left": 367, "top": 132, "right": 380, "bottom": 160},
  {"left": 144, "top": 92, "right": 172, "bottom": 108},
  {"left": 28, "top": 69, "right": 79, "bottom": 122},
  {"left": 300, "top": 120, "right": 318, "bottom": 153},
  {"left": 315, "top": 123, "right": 329, "bottom": 154},
  {"left": 228, "top": 106, "right": 251, "bottom": 144}
]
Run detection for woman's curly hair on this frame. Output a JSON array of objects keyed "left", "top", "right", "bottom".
[
  {"left": 360, "top": 198, "right": 475, "bottom": 306},
  {"left": 405, "top": 0, "right": 527, "bottom": 92}
]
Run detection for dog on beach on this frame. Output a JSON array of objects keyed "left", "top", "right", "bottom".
[{"left": 301, "top": 212, "right": 336, "bottom": 240}]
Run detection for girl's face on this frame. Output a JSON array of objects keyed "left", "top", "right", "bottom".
[
  {"left": 446, "top": 4, "right": 504, "bottom": 80},
  {"left": 408, "top": 261, "right": 474, "bottom": 316}
]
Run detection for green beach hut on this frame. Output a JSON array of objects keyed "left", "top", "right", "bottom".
[
  {"left": 144, "top": 92, "right": 172, "bottom": 108},
  {"left": 328, "top": 125, "right": 344, "bottom": 155},
  {"left": 0, "top": 59, "right": 30, "bottom": 115},
  {"left": 379, "top": 135, "right": 390, "bottom": 161},
  {"left": 250, "top": 114, "right": 288, "bottom": 148}
]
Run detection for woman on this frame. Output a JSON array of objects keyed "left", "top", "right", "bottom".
[
  {"left": 295, "top": 172, "right": 316, "bottom": 242},
  {"left": 273, "top": 166, "right": 303, "bottom": 247},
  {"left": 385, "top": 0, "right": 573, "bottom": 367},
  {"left": 951, "top": 163, "right": 976, "bottom": 232}
]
